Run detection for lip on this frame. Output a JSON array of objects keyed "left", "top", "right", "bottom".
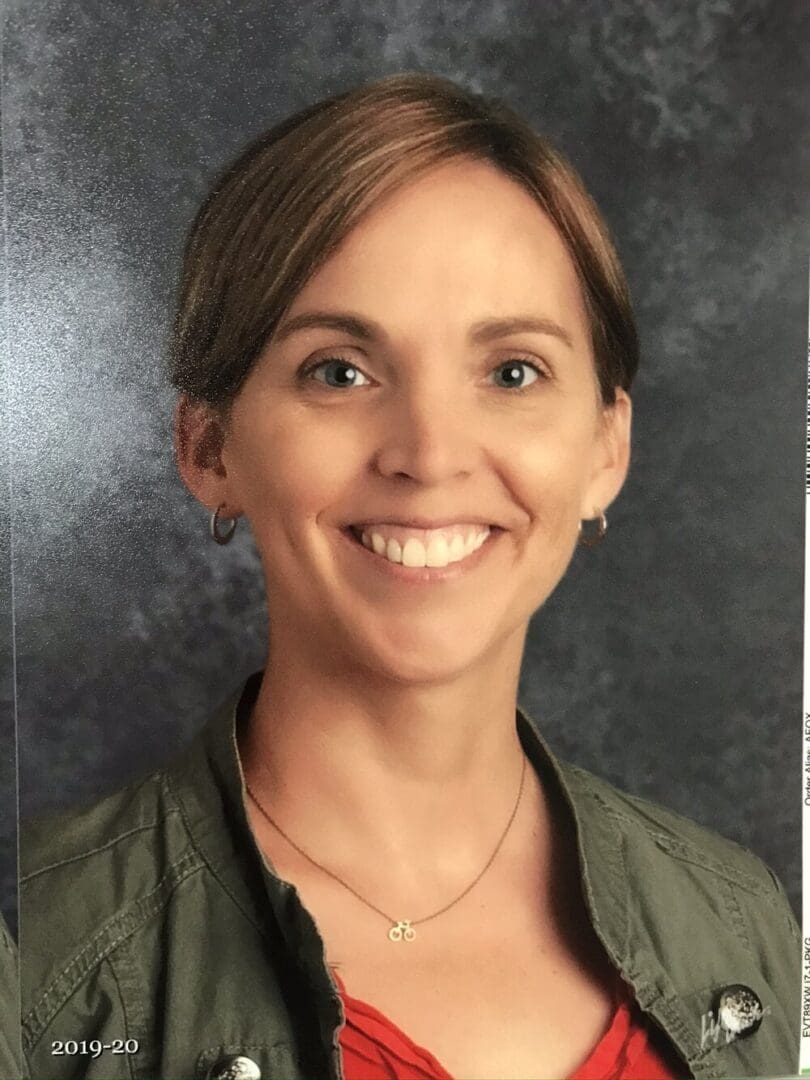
[{"left": 339, "top": 525, "right": 502, "bottom": 583}]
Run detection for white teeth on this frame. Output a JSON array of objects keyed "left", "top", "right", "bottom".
[
  {"left": 448, "top": 534, "right": 466, "bottom": 561},
  {"left": 425, "top": 535, "right": 449, "bottom": 567},
  {"left": 359, "top": 527, "right": 491, "bottom": 568},
  {"left": 402, "top": 538, "right": 426, "bottom": 567},
  {"left": 386, "top": 538, "right": 402, "bottom": 563}
]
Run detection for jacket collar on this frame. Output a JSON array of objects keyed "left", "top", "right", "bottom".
[
  {"left": 514, "top": 703, "right": 702, "bottom": 1070},
  {"left": 514, "top": 705, "right": 783, "bottom": 1077}
]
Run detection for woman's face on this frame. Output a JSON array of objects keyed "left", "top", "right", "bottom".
[{"left": 203, "top": 158, "right": 631, "bottom": 683}]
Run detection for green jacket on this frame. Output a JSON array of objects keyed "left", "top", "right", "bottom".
[
  {"left": 0, "top": 916, "right": 23, "bottom": 1079},
  {"left": 21, "top": 672, "right": 801, "bottom": 1080}
]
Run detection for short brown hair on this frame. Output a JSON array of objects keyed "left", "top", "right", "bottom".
[{"left": 168, "top": 71, "right": 638, "bottom": 413}]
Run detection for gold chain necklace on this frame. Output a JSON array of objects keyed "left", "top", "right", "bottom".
[{"left": 244, "top": 753, "right": 527, "bottom": 942}]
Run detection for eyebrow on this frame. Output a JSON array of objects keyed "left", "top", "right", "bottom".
[{"left": 272, "top": 310, "right": 575, "bottom": 350}]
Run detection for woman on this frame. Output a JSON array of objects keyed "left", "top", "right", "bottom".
[{"left": 21, "top": 72, "right": 799, "bottom": 1080}]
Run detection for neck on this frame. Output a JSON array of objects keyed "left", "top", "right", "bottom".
[{"left": 238, "top": 621, "right": 546, "bottom": 900}]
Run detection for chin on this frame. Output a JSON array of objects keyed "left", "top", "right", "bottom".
[{"left": 350, "top": 619, "right": 501, "bottom": 687}]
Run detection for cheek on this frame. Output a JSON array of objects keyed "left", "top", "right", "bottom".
[
  {"left": 231, "top": 412, "right": 366, "bottom": 516},
  {"left": 505, "top": 418, "right": 593, "bottom": 519}
]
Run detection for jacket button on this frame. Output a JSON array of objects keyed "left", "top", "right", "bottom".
[
  {"left": 206, "top": 1055, "right": 262, "bottom": 1080},
  {"left": 716, "top": 984, "right": 765, "bottom": 1037}
]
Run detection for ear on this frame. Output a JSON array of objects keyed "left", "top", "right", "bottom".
[
  {"left": 581, "top": 388, "right": 632, "bottom": 520},
  {"left": 174, "top": 394, "right": 241, "bottom": 517}
]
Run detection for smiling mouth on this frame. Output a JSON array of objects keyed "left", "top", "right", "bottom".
[{"left": 346, "top": 524, "right": 501, "bottom": 569}]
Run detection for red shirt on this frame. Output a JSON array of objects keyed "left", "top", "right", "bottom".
[{"left": 334, "top": 970, "right": 685, "bottom": 1080}]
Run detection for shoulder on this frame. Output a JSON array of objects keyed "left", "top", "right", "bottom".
[
  {"left": 562, "top": 758, "right": 789, "bottom": 895},
  {"left": 19, "top": 693, "right": 281, "bottom": 1077},
  {"left": 21, "top": 759, "right": 201, "bottom": 895},
  {"left": 558, "top": 757, "right": 800, "bottom": 971},
  {"left": 20, "top": 755, "right": 206, "bottom": 1031}
]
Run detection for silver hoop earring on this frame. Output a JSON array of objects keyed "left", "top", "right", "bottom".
[
  {"left": 210, "top": 504, "right": 238, "bottom": 545},
  {"left": 578, "top": 508, "right": 607, "bottom": 548}
]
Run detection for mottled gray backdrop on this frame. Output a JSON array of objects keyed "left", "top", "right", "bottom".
[
  {"left": 0, "top": 258, "right": 17, "bottom": 933},
  {"left": 6, "top": 0, "right": 807, "bottom": 931}
]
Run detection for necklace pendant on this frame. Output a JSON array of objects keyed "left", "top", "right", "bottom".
[{"left": 388, "top": 920, "right": 416, "bottom": 942}]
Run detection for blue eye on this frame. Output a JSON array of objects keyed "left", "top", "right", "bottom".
[
  {"left": 491, "top": 360, "right": 543, "bottom": 389},
  {"left": 301, "top": 356, "right": 545, "bottom": 390},
  {"left": 305, "top": 358, "right": 371, "bottom": 388}
]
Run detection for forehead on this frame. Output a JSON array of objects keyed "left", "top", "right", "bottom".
[{"left": 285, "top": 159, "right": 590, "bottom": 347}]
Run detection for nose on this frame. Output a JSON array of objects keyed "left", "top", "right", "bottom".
[{"left": 372, "top": 376, "right": 480, "bottom": 485}]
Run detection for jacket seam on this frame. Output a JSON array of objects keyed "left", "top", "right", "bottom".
[
  {"left": 650, "top": 836, "right": 769, "bottom": 896},
  {"left": 585, "top": 788, "right": 769, "bottom": 896},
  {"left": 565, "top": 762, "right": 759, "bottom": 869},
  {"left": 22, "top": 847, "right": 203, "bottom": 1051},
  {"left": 103, "top": 955, "right": 135, "bottom": 1080},
  {"left": 21, "top": 812, "right": 182, "bottom": 883},
  {"left": 717, "top": 876, "right": 753, "bottom": 951}
]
